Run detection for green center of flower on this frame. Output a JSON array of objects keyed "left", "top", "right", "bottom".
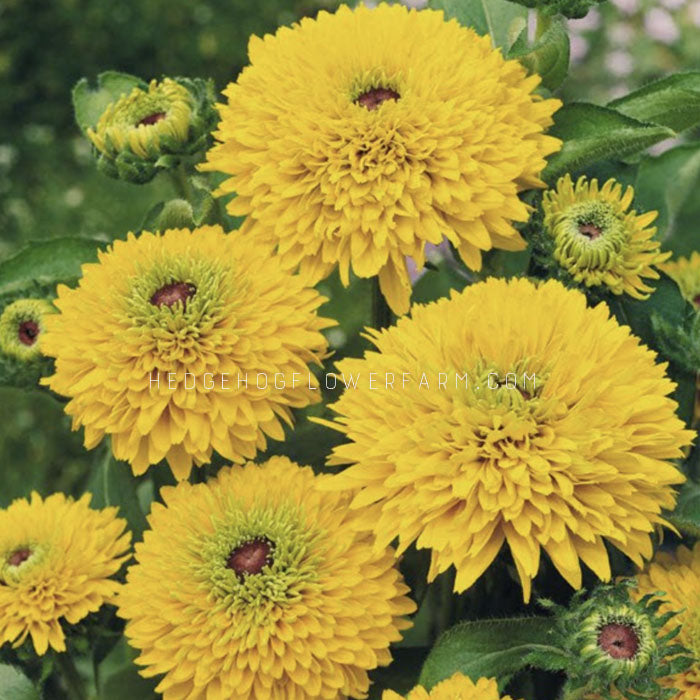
[
  {"left": 18, "top": 320, "right": 39, "bottom": 346},
  {"left": 137, "top": 112, "right": 166, "bottom": 126},
  {"left": 598, "top": 622, "right": 640, "bottom": 660},
  {"left": 356, "top": 87, "right": 400, "bottom": 110},
  {"left": 7, "top": 548, "right": 31, "bottom": 567},
  {"left": 226, "top": 537, "right": 274, "bottom": 578},
  {"left": 150, "top": 282, "right": 197, "bottom": 309}
]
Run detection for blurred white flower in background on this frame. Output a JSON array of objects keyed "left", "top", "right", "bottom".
[
  {"left": 609, "top": 22, "right": 634, "bottom": 45},
  {"left": 611, "top": 0, "right": 640, "bottom": 13},
  {"left": 690, "top": 0, "right": 700, "bottom": 26},
  {"left": 644, "top": 7, "right": 680, "bottom": 43},
  {"left": 660, "top": 0, "right": 686, "bottom": 9},
  {"left": 606, "top": 49, "right": 635, "bottom": 76},
  {"left": 569, "top": 8, "right": 602, "bottom": 31},
  {"left": 570, "top": 35, "right": 590, "bottom": 62}
]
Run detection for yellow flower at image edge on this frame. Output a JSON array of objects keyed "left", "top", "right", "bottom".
[
  {"left": 118, "top": 457, "right": 416, "bottom": 700},
  {"left": 203, "top": 3, "right": 561, "bottom": 314},
  {"left": 319, "top": 278, "right": 693, "bottom": 602},
  {"left": 542, "top": 175, "right": 670, "bottom": 299},
  {"left": 0, "top": 492, "right": 130, "bottom": 655},
  {"left": 40, "top": 226, "right": 332, "bottom": 480},
  {"left": 383, "top": 673, "right": 519, "bottom": 700},
  {"left": 0, "top": 298, "right": 55, "bottom": 362},
  {"left": 663, "top": 252, "right": 700, "bottom": 308},
  {"left": 627, "top": 543, "right": 700, "bottom": 698}
]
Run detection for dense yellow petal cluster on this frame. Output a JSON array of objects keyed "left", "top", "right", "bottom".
[
  {"left": 203, "top": 3, "right": 561, "bottom": 315},
  {"left": 41, "top": 226, "right": 332, "bottom": 480},
  {"left": 383, "top": 673, "right": 518, "bottom": 699},
  {"left": 542, "top": 175, "right": 670, "bottom": 299},
  {"left": 663, "top": 252, "right": 700, "bottom": 308},
  {"left": 118, "top": 457, "right": 416, "bottom": 699},
  {"left": 0, "top": 492, "right": 130, "bottom": 655},
  {"left": 320, "top": 278, "right": 692, "bottom": 601}
]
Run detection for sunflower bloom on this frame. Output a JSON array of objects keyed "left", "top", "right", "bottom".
[
  {"left": 541, "top": 174, "right": 670, "bottom": 299},
  {"left": 383, "top": 673, "right": 518, "bottom": 700},
  {"left": 625, "top": 543, "right": 700, "bottom": 698},
  {"left": 319, "top": 278, "right": 692, "bottom": 602},
  {"left": 202, "top": 3, "right": 561, "bottom": 315},
  {"left": 663, "top": 252, "right": 700, "bottom": 308},
  {"left": 41, "top": 226, "right": 332, "bottom": 479},
  {"left": 0, "top": 492, "right": 130, "bottom": 655},
  {"left": 118, "top": 457, "right": 416, "bottom": 699}
]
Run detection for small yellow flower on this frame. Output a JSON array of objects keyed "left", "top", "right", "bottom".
[
  {"left": 319, "top": 278, "right": 692, "bottom": 602},
  {"left": 0, "top": 492, "right": 130, "bottom": 655},
  {"left": 663, "top": 252, "right": 700, "bottom": 308},
  {"left": 542, "top": 175, "right": 670, "bottom": 299},
  {"left": 41, "top": 226, "right": 332, "bottom": 480},
  {"left": 383, "top": 673, "right": 518, "bottom": 700},
  {"left": 118, "top": 457, "right": 416, "bottom": 699},
  {"left": 88, "top": 78, "right": 192, "bottom": 160},
  {"left": 203, "top": 3, "right": 561, "bottom": 315},
  {"left": 0, "top": 298, "right": 55, "bottom": 362}
]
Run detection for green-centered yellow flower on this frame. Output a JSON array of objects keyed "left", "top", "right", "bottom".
[
  {"left": 202, "top": 3, "right": 561, "bottom": 315},
  {"left": 0, "top": 492, "right": 130, "bottom": 655},
  {"left": 663, "top": 252, "right": 700, "bottom": 308},
  {"left": 318, "top": 278, "right": 692, "bottom": 602},
  {"left": 40, "top": 226, "right": 332, "bottom": 480},
  {"left": 383, "top": 673, "right": 518, "bottom": 700},
  {"left": 118, "top": 457, "right": 416, "bottom": 700},
  {"left": 85, "top": 77, "right": 216, "bottom": 183},
  {"left": 542, "top": 175, "right": 670, "bottom": 299},
  {"left": 0, "top": 298, "right": 55, "bottom": 362}
]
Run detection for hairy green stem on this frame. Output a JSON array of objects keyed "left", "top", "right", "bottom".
[
  {"left": 55, "top": 651, "right": 88, "bottom": 700},
  {"left": 170, "top": 162, "right": 192, "bottom": 202},
  {"left": 372, "top": 278, "right": 393, "bottom": 330}
]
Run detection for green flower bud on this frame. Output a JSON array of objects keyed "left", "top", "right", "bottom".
[
  {"left": 540, "top": 582, "right": 692, "bottom": 699},
  {"left": 0, "top": 297, "right": 56, "bottom": 387},
  {"left": 86, "top": 77, "right": 217, "bottom": 184},
  {"left": 509, "top": 0, "right": 606, "bottom": 19}
]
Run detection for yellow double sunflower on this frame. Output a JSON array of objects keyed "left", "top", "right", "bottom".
[{"left": 203, "top": 3, "right": 561, "bottom": 314}]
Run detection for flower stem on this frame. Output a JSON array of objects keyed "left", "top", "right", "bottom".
[
  {"left": 55, "top": 651, "right": 88, "bottom": 700},
  {"left": 170, "top": 162, "right": 192, "bottom": 202},
  {"left": 535, "top": 9, "right": 552, "bottom": 40},
  {"left": 372, "top": 278, "right": 393, "bottom": 330}
]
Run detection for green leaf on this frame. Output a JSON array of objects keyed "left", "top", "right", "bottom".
[
  {"left": 543, "top": 103, "right": 675, "bottom": 183},
  {"left": 429, "top": 0, "right": 527, "bottom": 50},
  {"left": 509, "top": 16, "right": 570, "bottom": 91},
  {"left": 418, "top": 617, "right": 555, "bottom": 690},
  {"left": 634, "top": 143, "right": 700, "bottom": 248},
  {"left": 608, "top": 72, "right": 700, "bottom": 133},
  {"left": 72, "top": 71, "right": 146, "bottom": 133},
  {"left": 0, "top": 665, "right": 40, "bottom": 700},
  {"left": 0, "top": 238, "right": 104, "bottom": 297},
  {"left": 87, "top": 451, "right": 148, "bottom": 541},
  {"left": 668, "top": 480, "right": 700, "bottom": 537}
]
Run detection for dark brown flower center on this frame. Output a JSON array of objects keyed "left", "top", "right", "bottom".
[
  {"left": 138, "top": 112, "right": 166, "bottom": 126},
  {"left": 18, "top": 320, "right": 39, "bottom": 346},
  {"left": 579, "top": 222, "right": 602, "bottom": 240},
  {"left": 356, "top": 87, "right": 400, "bottom": 111},
  {"left": 598, "top": 622, "right": 640, "bottom": 660},
  {"left": 227, "top": 537, "right": 273, "bottom": 578},
  {"left": 150, "top": 282, "right": 196, "bottom": 309},
  {"left": 693, "top": 294, "right": 700, "bottom": 308},
  {"left": 7, "top": 548, "right": 31, "bottom": 567}
]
